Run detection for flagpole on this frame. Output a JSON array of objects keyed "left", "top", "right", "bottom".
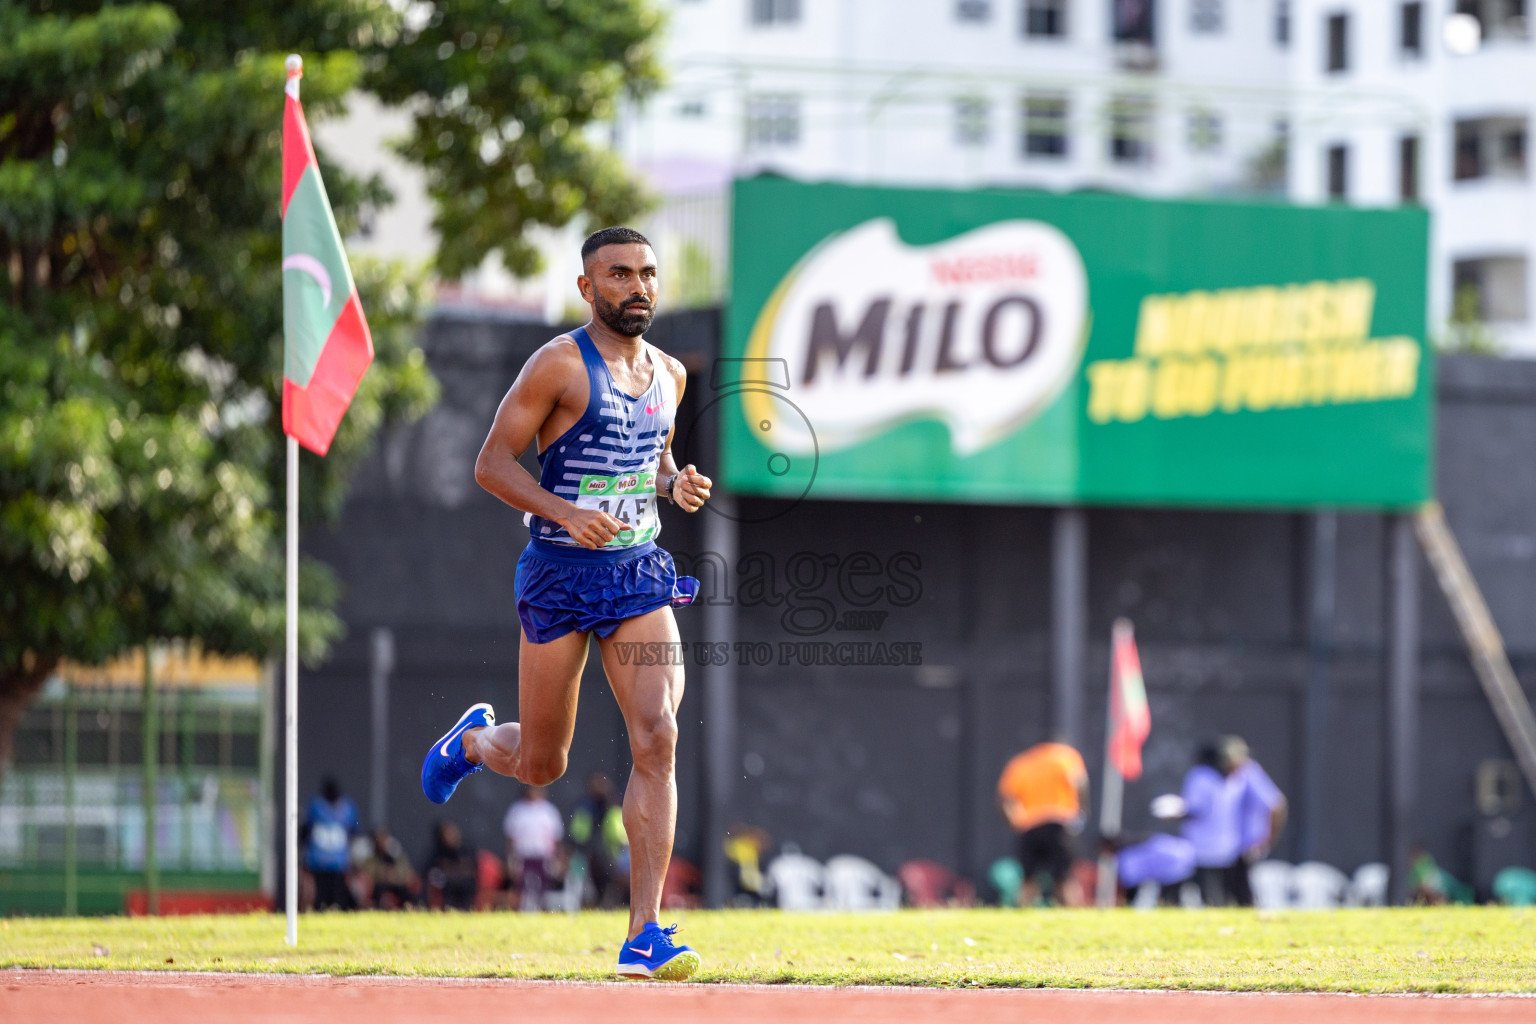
[
  {"left": 1096, "top": 621, "right": 1127, "bottom": 908},
  {"left": 1096, "top": 726, "right": 1123, "bottom": 906},
  {"left": 283, "top": 52, "right": 303, "bottom": 949},
  {"left": 285, "top": 433, "right": 299, "bottom": 945}
]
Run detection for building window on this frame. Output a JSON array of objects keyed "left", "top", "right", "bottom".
[
  {"left": 750, "top": 0, "right": 800, "bottom": 26},
  {"left": 1400, "top": 135, "right": 1420, "bottom": 201},
  {"left": 677, "top": 99, "right": 707, "bottom": 119},
  {"left": 1458, "top": 0, "right": 1532, "bottom": 42},
  {"left": 1275, "top": 0, "right": 1290, "bottom": 45},
  {"left": 1113, "top": 0, "right": 1156, "bottom": 42},
  {"left": 956, "top": 0, "right": 992, "bottom": 21},
  {"left": 1024, "top": 0, "right": 1069, "bottom": 38},
  {"left": 1191, "top": 0, "right": 1223, "bottom": 33},
  {"left": 1455, "top": 117, "right": 1529, "bottom": 180},
  {"left": 1327, "top": 143, "right": 1349, "bottom": 198},
  {"left": 1326, "top": 13, "right": 1349, "bottom": 72},
  {"left": 955, "top": 97, "right": 991, "bottom": 147},
  {"left": 1454, "top": 256, "right": 1529, "bottom": 322},
  {"left": 1188, "top": 108, "right": 1223, "bottom": 152},
  {"left": 1021, "top": 94, "right": 1069, "bottom": 158},
  {"left": 1400, "top": 2, "right": 1423, "bottom": 57},
  {"left": 1456, "top": 123, "right": 1482, "bottom": 180},
  {"left": 1505, "top": 127, "right": 1527, "bottom": 170},
  {"left": 1109, "top": 94, "right": 1155, "bottom": 166},
  {"left": 746, "top": 95, "right": 800, "bottom": 148}
]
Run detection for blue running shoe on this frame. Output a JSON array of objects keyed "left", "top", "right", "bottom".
[
  {"left": 421, "top": 702, "right": 495, "bottom": 805},
  {"left": 616, "top": 922, "right": 700, "bottom": 981}
]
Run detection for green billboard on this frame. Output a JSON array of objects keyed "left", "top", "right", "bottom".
[{"left": 720, "top": 177, "right": 1432, "bottom": 510}]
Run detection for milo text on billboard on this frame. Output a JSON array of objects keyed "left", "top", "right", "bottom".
[
  {"left": 725, "top": 177, "right": 1433, "bottom": 509},
  {"left": 743, "top": 218, "right": 1086, "bottom": 455}
]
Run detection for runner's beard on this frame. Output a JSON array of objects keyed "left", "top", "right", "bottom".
[{"left": 595, "top": 292, "right": 655, "bottom": 337}]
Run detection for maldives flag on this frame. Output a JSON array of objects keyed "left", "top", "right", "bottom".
[
  {"left": 281, "top": 58, "right": 372, "bottom": 456},
  {"left": 1108, "top": 618, "right": 1151, "bottom": 780}
]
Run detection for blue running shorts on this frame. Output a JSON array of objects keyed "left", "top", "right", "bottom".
[{"left": 514, "top": 539, "right": 699, "bottom": 644}]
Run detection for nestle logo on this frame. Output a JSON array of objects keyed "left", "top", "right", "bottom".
[{"left": 930, "top": 252, "right": 1039, "bottom": 285}]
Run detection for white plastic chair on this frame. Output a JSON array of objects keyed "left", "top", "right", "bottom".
[
  {"left": 1291, "top": 861, "right": 1349, "bottom": 909},
  {"left": 1346, "top": 862, "right": 1389, "bottom": 907},
  {"left": 823, "top": 855, "right": 901, "bottom": 911},
  {"left": 766, "top": 852, "right": 826, "bottom": 910},
  {"left": 1249, "top": 860, "right": 1294, "bottom": 909},
  {"left": 1132, "top": 881, "right": 1161, "bottom": 910}
]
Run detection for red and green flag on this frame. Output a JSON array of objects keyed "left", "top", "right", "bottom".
[
  {"left": 281, "top": 58, "right": 372, "bottom": 456},
  {"left": 1108, "top": 618, "right": 1151, "bottom": 781}
]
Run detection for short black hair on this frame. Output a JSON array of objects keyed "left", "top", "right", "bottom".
[{"left": 581, "top": 226, "right": 651, "bottom": 263}]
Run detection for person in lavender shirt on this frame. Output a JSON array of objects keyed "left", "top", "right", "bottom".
[
  {"left": 1116, "top": 833, "right": 1197, "bottom": 904},
  {"left": 1224, "top": 735, "right": 1288, "bottom": 907},
  {"left": 1180, "top": 741, "right": 1244, "bottom": 906}
]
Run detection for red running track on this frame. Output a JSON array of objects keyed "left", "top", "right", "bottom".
[{"left": 4, "top": 971, "right": 1536, "bottom": 1024}]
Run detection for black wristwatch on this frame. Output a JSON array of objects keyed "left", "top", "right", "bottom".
[{"left": 663, "top": 473, "right": 677, "bottom": 503}]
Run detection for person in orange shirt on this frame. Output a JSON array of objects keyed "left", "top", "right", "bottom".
[{"left": 997, "top": 740, "right": 1089, "bottom": 906}]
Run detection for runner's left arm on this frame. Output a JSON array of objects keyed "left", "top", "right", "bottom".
[{"left": 658, "top": 359, "right": 711, "bottom": 513}]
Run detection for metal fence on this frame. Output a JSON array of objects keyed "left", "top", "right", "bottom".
[
  {"left": 644, "top": 190, "right": 731, "bottom": 309},
  {"left": 0, "top": 667, "right": 269, "bottom": 915}
]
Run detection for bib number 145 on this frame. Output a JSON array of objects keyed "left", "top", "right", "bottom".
[{"left": 576, "top": 472, "right": 659, "bottom": 547}]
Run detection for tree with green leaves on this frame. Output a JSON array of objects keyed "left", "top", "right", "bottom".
[{"left": 0, "top": 0, "right": 663, "bottom": 772}]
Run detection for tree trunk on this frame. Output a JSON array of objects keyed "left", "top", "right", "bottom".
[{"left": 0, "top": 656, "right": 59, "bottom": 784}]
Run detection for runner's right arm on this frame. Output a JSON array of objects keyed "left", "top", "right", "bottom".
[{"left": 474, "top": 341, "right": 625, "bottom": 550}]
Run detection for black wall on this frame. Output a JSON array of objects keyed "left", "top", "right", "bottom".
[{"left": 291, "top": 311, "right": 1536, "bottom": 897}]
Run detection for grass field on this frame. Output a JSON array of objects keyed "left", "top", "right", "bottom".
[{"left": 4, "top": 907, "right": 1536, "bottom": 993}]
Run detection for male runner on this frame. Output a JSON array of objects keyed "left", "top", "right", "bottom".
[{"left": 420, "top": 226, "right": 711, "bottom": 980}]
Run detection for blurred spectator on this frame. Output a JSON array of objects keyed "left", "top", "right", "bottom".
[
  {"left": 897, "top": 858, "right": 976, "bottom": 908},
  {"left": 504, "top": 785, "right": 564, "bottom": 912},
  {"left": 303, "top": 776, "right": 359, "bottom": 911},
  {"left": 662, "top": 857, "right": 704, "bottom": 909},
  {"left": 475, "top": 849, "right": 509, "bottom": 911},
  {"left": 1226, "top": 735, "right": 1288, "bottom": 907},
  {"left": 988, "top": 857, "right": 1024, "bottom": 907},
  {"left": 723, "top": 824, "right": 773, "bottom": 907},
  {"left": 1180, "top": 742, "right": 1243, "bottom": 907},
  {"left": 1493, "top": 866, "right": 1536, "bottom": 906},
  {"left": 363, "top": 826, "right": 419, "bottom": 909},
  {"left": 996, "top": 739, "right": 1089, "bottom": 906},
  {"left": 569, "top": 773, "right": 627, "bottom": 908},
  {"left": 425, "top": 820, "right": 478, "bottom": 911},
  {"left": 1114, "top": 833, "right": 1197, "bottom": 905},
  {"left": 1408, "top": 845, "right": 1475, "bottom": 905}
]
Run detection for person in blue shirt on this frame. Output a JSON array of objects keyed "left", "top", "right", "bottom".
[
  {"left": 303, "top": 776, "right": 359, "bottom": 910},
  {"left": 1115, "top": 833, "right": 1197, "bottom": 899},
  {"left": 1180, "top": 742, "right": 1243, "bottom": 906},
  {"left": 1225, "top": 735, "right": 1288, "bottom": 907}
]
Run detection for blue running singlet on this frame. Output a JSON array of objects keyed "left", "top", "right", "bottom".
[
  {"left": 526, "top": 326, "right": 677, "bottom": 550},
  {"left": 514, "top": 326, "right": 697, "bottom": 644}
]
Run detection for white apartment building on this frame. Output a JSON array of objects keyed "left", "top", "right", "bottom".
[
  {"left": 620, "top": 0, "right": 1536, "bottom": 352},
  {"left": 324, "top": 0, "right": 1536, "bottom": 352}
]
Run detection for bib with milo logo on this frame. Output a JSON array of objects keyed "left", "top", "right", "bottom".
[{"left": 527, "top": 326, "right": 675, "bottom": 550}]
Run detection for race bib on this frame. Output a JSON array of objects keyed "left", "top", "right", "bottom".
[
  {"left": 575, "top": 472, "right": 659, "bottom": 547},
  {"left": 312, "top": 821, "right": 348, "bottom": 855}
]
